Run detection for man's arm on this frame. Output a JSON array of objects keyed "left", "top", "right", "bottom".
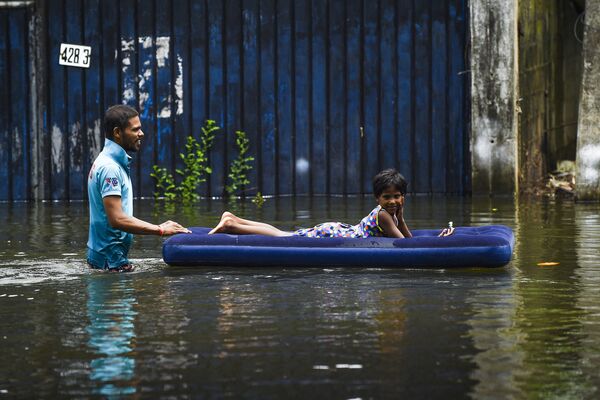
[{"left": 103, "top": 195, "right": 190, "bottom": 235}]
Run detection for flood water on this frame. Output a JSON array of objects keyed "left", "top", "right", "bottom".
[{"left": 1, "top": 195, "right": 599, "bottom": 399}]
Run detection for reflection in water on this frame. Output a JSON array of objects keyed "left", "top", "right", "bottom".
[
  {"left": 467, "top": 196, "right": 523, "bottom": 399},
  {"left": 575, "top": 206, "right": 600, "bottom": 391},
  {"left": 374, "top": 289, "right": 406, "bottom": 355},
  {"left": 512, "top": 200, "right": 590, "bottom": 398},
  {"left": 206, "top": 271, "right": 481, "bottom": 398},
  {"left": 132, "top": 274, "right": 195, "bottom": 395},
  {"left": 86, "top": 276, "right": 137, "bottom": 396},
  {"left": 465, "top": 276, "right": 522, "bottom": 398},
  {"left": 0, "top": 201, "right": 90, "bottom": 260}
]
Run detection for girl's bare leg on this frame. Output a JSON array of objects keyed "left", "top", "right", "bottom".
[{"left": 209, "top": 212, "right": 291, "bottom": 236}]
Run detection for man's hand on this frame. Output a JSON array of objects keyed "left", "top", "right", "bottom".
[
  {"left": 158, "top": 220, "right": 192, "bottom": 236},
  {"left": 103, "top": 195, "right": 192, "bottom": 236}
]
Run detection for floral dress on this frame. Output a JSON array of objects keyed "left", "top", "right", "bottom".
[{"left": 293, "top": 206, "right": 394, "bottom": 238}]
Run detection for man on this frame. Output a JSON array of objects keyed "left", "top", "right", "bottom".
[{"left": 87, "top": 105, "right": 190, "bottom": 271}]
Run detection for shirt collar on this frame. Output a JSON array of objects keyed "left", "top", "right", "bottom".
[{"left": 103, "top": 138, "right": 132, "bottom": 170}]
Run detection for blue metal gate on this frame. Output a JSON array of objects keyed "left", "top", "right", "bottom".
[
  {"left": 1, "top": 4, "right": 32, "bottom": 201},
  {"left": 0, "top": 0, "right": 469, "bottom": 201}
]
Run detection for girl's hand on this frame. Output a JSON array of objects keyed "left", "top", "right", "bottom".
[
  {"left": 438, "top": 227, "right": 455, "bottom": 237},
  {"left": 396, "top": 196, "right": 405, "bottom": 219}
]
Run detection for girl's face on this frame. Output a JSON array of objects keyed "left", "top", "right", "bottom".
[{"left": 376, "top": 187, "right": 404, "bottom": 214}]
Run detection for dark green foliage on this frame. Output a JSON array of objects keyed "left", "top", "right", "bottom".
[
  {"left": 225, "top": 130, "right": 254, "bottom": 198},
  {"left": 150, "top": 165, "right": 177, "bottom": 201},
  {"left": 251, "top": 192, "right": 265, "bottom": 207},
  {"left": 151, "top": 121, "right": 262, "bottom": 204},
  {"left": 175, "top": 120, "right": 219, "bottom": 201},
  {"left": 151, "top": 120, "right": 219, "bottom": 202}
]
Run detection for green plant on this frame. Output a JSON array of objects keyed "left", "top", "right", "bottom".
[
  {"left": 151, "top": 121, "right": 259, "bottom": 203},
  {"left": 175, "top": 120, "right": 219, "bottom": 201},
  {"left": 150, "top": 165, "right": 177, "bottom": 201},
  {"left": 251, "top": 192, "right": 265, "bottom": 207},
  {"left": 225, "top": 130, "right": 254, "bottom": 198},
  {"left": 151, "top": 120, "right": 219, "bottom": 202}
]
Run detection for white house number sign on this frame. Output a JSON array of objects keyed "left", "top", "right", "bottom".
[{"left": 58, "top": 43, "right": 91, "bottom": 68}]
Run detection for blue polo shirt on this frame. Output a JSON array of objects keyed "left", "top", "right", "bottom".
[{"left": 87, "top": 139, "right": 134, "bottom": 269}]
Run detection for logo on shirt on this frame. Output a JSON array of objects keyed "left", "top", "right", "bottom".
[{"left": 105, "top": 177, "right": 119, "bottom": 187}]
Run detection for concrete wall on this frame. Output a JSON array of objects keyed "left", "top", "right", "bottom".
[
  {"left": 576, "top": 0, "right": 600, "bottom": 201},
  {"left": 470, "top": 0, "right": 519, "bottom": 195},
  {"left": 518, "top": 0, "right": 583, "bottom": 194},
  {"left": 471, "top": 0, "right": 586, "bottom": 197}
]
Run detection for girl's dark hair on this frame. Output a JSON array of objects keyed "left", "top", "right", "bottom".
[
  {"left": 372, "top": 169, "right": 408, "bottom": 197},
  {"left": 103, "top": 105, "right": 139, "bottom": 139}
]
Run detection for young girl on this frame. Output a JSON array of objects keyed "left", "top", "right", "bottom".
[{"left": 209, "top": 169, "right": 454, "bottom": 238}]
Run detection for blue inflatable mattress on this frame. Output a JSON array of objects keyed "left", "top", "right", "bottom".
[{"left": 162, "top": 225, "right": 514, "bottom": 268}]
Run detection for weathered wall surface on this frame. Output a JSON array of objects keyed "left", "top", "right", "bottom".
[
  {"left": 518, "top": 0, "right": 583, "bottom": 194},
  {"left": 470, "top": 0, "right": 518, "bottom": 195},
  {"left": 471, "top": 0, "right": 584, "bottom": 196},
  {"left": 576, "top": 0, "right": 600, "bottom": 200}
]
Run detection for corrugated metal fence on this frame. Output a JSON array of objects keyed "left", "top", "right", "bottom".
[
  {"left": 0, "top": 0, "right": 469, "bottom": 201},
  {"left": 1, "top": 4, "right": 31, "bottom": 201}
]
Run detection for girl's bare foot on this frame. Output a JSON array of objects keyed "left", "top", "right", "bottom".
[
  {"left": 208, "top": 212, "right": 233, "bottom": 234},
  {"left": 208, "top": 222, "right": 225, "bottom": 235}
]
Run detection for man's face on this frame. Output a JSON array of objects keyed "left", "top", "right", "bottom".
[{"left": 117, "top": 116, "right": 144, "bottom": 152}]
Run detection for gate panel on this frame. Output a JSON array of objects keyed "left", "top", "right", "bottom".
[
  {"left": 0, "top": 7, "right": 32, "bottom": 201},
  {"left": 413, "top": 0, "right": 432, "bottom": 193},
  {"left": 83, "top": 0, "right": 103, "bottom": 195},
  {"left": 328, "top": 0, "right": 346, "bottom": 194},
  {"left": 66, "top": 0, "right": 85, "bottom": 200},
  {"left": 0, "top": 10, "right": 10, "bottom": 201},
  {"left": 136, "top": 0, "right": 157, "bottom": 199},
  {"left": 431, "top": 0, "right": 448, "bottom": 193},
  {"left": 259, "top": 0, "right": 276, "bottom": 196},
  {"left": 242, "top": 0, "right": 260, "bottom": 195},
  {"left": 47, "top": 0, "right": 66, "bottom": 200},
  {"left": 362, "top": 0, "right": 379, "bottom": 193},
  {"left": 396, "top": 0, "right": 413, "bottom": 187},
  {"left": 345, "top": 0, "right": 362, "bottom": 194},
  {"left": 293, "top": 0, "right": 310, "bottom": 195}
]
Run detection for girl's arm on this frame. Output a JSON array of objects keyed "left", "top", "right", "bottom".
[
  {"left": 378, "top": 211, "right": 405, "bottom": 238},
  {"left": 397, "top": 216, "right": 412, "bottom": 238},
  {"left": 395, "top": 200, "right": 413, "bottom": 238}
]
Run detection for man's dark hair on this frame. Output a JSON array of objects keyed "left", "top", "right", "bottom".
[
  {"left": 103, "top": 105, "right": 139, "bottom": 139},
  {"left": 372, "top": 168, "right": 408, "bottom": 197}
]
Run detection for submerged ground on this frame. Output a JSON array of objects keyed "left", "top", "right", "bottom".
[{"left": 1, "top": 195, "right": 599, "bottom": 398}]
